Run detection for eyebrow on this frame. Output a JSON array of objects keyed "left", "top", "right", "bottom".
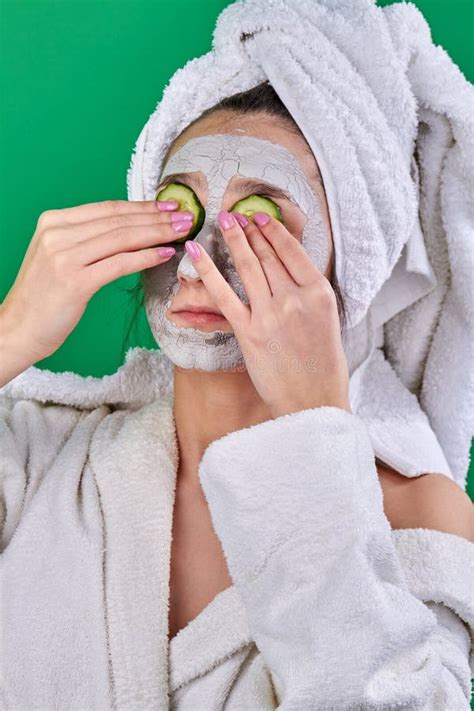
[{"left": 156, "top": 172, "right": 293, "bottom": 202}]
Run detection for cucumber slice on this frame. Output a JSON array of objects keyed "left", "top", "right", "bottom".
[
  {"left": 230, "top": 195, "right": 284, "bottom": 223},
  {"left": 154, "top": 183, "right": 284, "bottom": 246},
  {"left": 155, "top": 182, "right": 205, "bottom": 242}
]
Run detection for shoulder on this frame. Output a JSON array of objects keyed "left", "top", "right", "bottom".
[
  {"left": 377, "top": 461, "right": 474, "bottom": 543},
  {"left": 0, "top": 347, "right": 173, "bottom": 411}
]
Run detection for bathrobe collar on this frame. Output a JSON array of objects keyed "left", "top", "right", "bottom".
[{"left": 87, "top": 392, "right": 252, "bottom": 703}]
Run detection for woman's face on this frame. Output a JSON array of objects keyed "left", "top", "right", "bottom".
[{"left": 143, "top": 112, "right": 334, "bottom": 372}]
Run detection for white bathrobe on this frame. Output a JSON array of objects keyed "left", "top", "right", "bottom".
[{"left": 1, "top": 350, "right": 473, "bottom": 710}]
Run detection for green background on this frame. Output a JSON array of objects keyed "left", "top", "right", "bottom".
[{"left": 1, "top": 0, "right": 473, "bottom": 500}]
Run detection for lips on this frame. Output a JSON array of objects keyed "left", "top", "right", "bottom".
[{"left": 173, "top": 304, "right": 223, "bottom": 316}]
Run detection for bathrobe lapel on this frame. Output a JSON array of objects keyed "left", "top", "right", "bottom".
[
  {"left": 89, "top": 394, "right": 178, "bottom": 709},
  {"left": 168, "top": 584, "right": 253, "bottom": 693},
  {"left": 88, "top": 393, "right": 252, "bottom": 708}
]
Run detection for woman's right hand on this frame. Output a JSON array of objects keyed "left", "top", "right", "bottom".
[{"left": 0, "top": 199, "right": 192, "bottom": 368}]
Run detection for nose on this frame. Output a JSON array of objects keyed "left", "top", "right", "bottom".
[
  {"left": 176, "top": 220, "right": 224, "bottom": 282},
  {"left": 176, "top": 244, "right": 203, "bottom": 282},
  {"left": 177, "top": 268, "right": 201, "bottom": 286}
]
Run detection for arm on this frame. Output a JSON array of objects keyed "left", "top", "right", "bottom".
[
  {"left": 376, "top": 462, "right": 474, "bottom": 543},
  {"left": 198, "top": 406, "right": 474, "bottom": 709},
  {"left": 0, "top": 392, "right": 87, "bottom": 551},
  {"left": 0, "top": 306, "right": 40, "bottom": 387}
]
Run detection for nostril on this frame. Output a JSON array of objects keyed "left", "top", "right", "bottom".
[{"left": 177, "top": 259, "right": 202, "bottom": 282}]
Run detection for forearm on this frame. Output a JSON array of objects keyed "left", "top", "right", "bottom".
[
  {"left": 198, "top": 406, "right": 473, "bottom": 709},
  {"left": 0, "top": 307, "right": 38, "bottom": 387}
]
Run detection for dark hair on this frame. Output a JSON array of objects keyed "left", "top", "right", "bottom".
[{"left": 120, "top": 80, "right": 347, "bottom": 365}]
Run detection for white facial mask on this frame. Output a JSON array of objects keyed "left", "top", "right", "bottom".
[{"left": 143, "top": 133, "right": 330, "bottom": 371}]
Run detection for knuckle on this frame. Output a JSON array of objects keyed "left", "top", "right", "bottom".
[
  {"left": 281, "top": 291, "right": 304, "bottom": 316},
  {"left": 259, "top": 251, "right": 277, "bottom": 266},
  {"left": 100, "top": 199, "right": 122, "bottom": 214},
  {"left": 40, "top": 227, "right": 61, "bottom": 254},
  {"left": 108, "top": 213, "right": 128, "bottom": 230},
  {"left": 314, "top": 279, "right": 337, "bottom": 307},
  {"left": 237, "top": 255, "right": 255, "bottom": 273},
  {"left": 37, "top": 210, "right": 58, "bottom": 230},
  {"left": 198, "top": 259, "right": 213, "bottom": 277}
]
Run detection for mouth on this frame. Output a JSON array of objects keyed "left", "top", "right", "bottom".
[
  {"left": 171, "top": 304, "right": 226, "bottom": 324},
  {"left": 173, "top": 304, "right": 223, "bottom": 315}
]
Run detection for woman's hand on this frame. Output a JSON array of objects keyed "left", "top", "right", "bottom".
[
  {"left": 0, "top": 199, "right": 188, "bottom": 371},
  {"left": 184, "top": 209, "right": 350, "bottom": 419}
]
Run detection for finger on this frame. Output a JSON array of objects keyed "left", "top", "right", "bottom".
[
  {"left": 184, "top": 241, "right": 250, "bottom": 330},
  {"left": 41, "top": 199, "right": 175, "bottom": 227},
  {"left": 218, "top": 211, "right": 272, "bottom": 306},
  {"left": 75, "top": 209, "right": 193, "bottom": 243},
  {"left": 71, "top": 221, "right": 192, "bottom": 263},
  {"left": 85, "top": 245, "right": 177, "bottom": 294},
  {"left": 232, "top": 212, "right": 295, "bottom": 295},
  {"left": 252, "top": 212, "right": 323, "bottom": 286}
]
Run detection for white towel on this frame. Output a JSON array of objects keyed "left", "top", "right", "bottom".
[{"left": 124, "top": 0, "right": 473, "bottom": 488}]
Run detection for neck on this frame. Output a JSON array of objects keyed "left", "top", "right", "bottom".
[{"left": 172, "top": 365, "right": 272, "bottom": 489}]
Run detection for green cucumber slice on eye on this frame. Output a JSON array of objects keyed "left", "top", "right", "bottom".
[
  {"left": 230, "top": 195, "right": 284, "bottom": 224},
  {"left": 155, "top": 182, "right": 205, "bottom": 242}
]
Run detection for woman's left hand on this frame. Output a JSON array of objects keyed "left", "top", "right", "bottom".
[{"left": 184, "top": 210, "right": 351, "bottom": 419}]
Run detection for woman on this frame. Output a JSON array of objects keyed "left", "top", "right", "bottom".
[
  {"left": 2, "top": 4, "right": 474, "bottom": 711},
  {"left": 1, "top": 80, "right": 473, "bottom": 710}
]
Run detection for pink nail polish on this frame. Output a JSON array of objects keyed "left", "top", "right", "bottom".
[
  {"left": 253, "top": 211, "right": 270, "bottom": 226},
  {"left": 173, "top": 221, "right": 192, "bottom": 233},
  {"left": 156, "top": 200, "right": 178, "bottom": 210},
  {"left": 158, "top": 247, "right": 176, "bottom": 258},
  {"left": 170, "top": 211, "right": 193, "bottom": 222},
  {"left": 185, "top": 241, "right": 200, "bottom": 261},
  {"left": 233, "top": 212, "right": 248, "bottom": 227},
  {"left": 218, "top": 210, "right": 235, "bottom": 230}
]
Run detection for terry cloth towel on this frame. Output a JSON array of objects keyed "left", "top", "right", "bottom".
[
  {"left": 0, "top": 344, "right": 461, "bottom": 487},
  {"left": 1, "top": 386, "right": 474, "bottom": 708},
  {"left": 125, "top": 0, "right": 474, "bottom": 489}
]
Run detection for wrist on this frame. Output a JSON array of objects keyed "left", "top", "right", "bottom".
[
  {"left": 269, "top": 397, "right": 352, "bottom": 420},
  {"left": 0, "top": 306, "right": 39, "bottom": 386}
]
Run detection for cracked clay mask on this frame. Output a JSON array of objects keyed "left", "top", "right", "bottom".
[{"left": 143, "top": 133, "right": 330, "bottom": 372}]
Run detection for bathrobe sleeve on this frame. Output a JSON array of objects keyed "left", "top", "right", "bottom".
[
  {"left": 198, "top": 406, "right": 474, "bottom": 710},
  {"left": 0, "top": 393, "right": 94, "bottom": 551}
]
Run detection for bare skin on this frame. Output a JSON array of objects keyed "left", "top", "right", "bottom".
[
  {"left": 168, "top": 476, "right": 233, "bottom": 641},
  {"left": 165, "top": 112, "right": 474, "bottom": 641},
  {"left": 169, "top": 111, "right": 334, "bottom": 489}
]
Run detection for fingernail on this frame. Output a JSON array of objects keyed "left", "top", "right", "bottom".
[
  {"left": 218, "top": 210, "right": 235, "bottom": 230},
  {"left": 233, "top": 212, "right": 248, "bottom": 227},
  {"left": 158, "top": 247, "right": 176, "bottom": 258},
  {"left": 253, "top": 211, "right": 270, "bottom": 226},
  {"left": 156, "top": 200, "right": 178, "bottom": 210},
  {"left": 185, "top": 241, "right": 201, "bottom": 261},
  {"left": 173, "top": 221, "right": 192, "bottom": 233},
  {"left": 170, "top": 211, "right": 193, "bottom": 222}
]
